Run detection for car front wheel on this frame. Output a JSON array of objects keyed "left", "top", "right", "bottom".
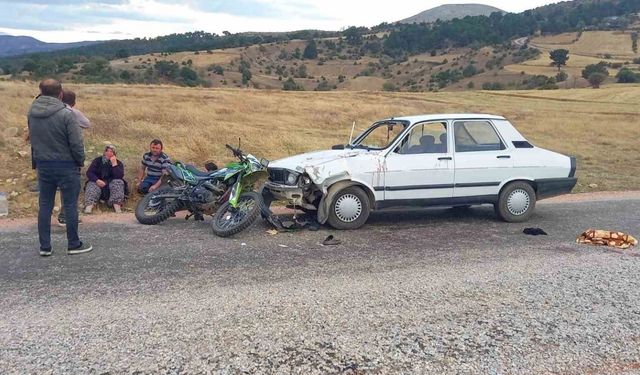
[
  {"left": 495, "top": 181, "right": 536, "bottom": 222},
  {"left": 327, "top": 186, "right": 370, "bottom": 230}
]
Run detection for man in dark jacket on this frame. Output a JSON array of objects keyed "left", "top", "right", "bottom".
[
  {"left": 84, "top": 145, "right": 127, "bottom": 214},
  {"left": 28, "top": 79, "right": 92, "bottom": 256}
]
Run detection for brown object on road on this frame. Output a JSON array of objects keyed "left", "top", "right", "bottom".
[{"left": 577, "top": 229, "right": 638, "bottom": 249}]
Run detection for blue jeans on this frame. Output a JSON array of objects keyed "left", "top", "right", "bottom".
[
  {"left": 138, "top": 175, "right": 160, "bottom": 194},
  {"left": 38, "top": 167, "right": 82, "bottom": 250}
]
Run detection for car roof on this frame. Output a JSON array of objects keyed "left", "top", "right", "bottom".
[{"left": 384, "top": 114, "right": 506, "bottom": 124}]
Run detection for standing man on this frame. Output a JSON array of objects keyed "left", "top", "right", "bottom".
[
  {"left": 57, "top": 89, "right": 92, "bottom": 226},
  {"left": 28, "top": 79, "right": 92, "bottom": 256},
  {"left": 136, "top": 139, "right": 172, "bottom": 194}
]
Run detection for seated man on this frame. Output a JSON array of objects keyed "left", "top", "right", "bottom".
[
  {"left": 136, "top": 139, "right": 172, "bottom": 194},
  {"left": 84, "top": 145, "right": 127, "bottom": 213}
]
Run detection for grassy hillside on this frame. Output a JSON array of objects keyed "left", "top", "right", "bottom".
[
  {"left": 506, "top": 31, "right": 640, "bottom": 87},
  {"left": 0, "top": 81, "right": 638, "bottom": 218}
]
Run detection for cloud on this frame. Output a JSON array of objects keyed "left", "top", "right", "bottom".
[{"left": 0, "top": 0, "right": 565, "bottom": 43}]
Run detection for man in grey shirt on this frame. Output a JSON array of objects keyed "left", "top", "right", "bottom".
[
  {"left": 56, "top": 89, "right": 91, "bottom": 226},
  {"left": 28, "top": 79, "right": 92, "bottom": 256}
]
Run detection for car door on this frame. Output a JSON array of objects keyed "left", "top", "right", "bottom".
[
  {"left": 382, "top": 121, "right": 454, "bottom": 203},
  {"left": 452, "top": 119, "right": 513, "bottom": 198}
]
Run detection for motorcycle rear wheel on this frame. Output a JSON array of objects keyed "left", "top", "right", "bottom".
[
  {"left": 211, "top": 191, "right": 261, "bottom": 237},
  {"left": 135, "top": 185, "right": 181, "bottom": 225}
]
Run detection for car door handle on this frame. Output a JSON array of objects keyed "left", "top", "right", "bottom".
[
  {"left": 497, "top": 155, "right": 511, "bottom": 159},
  {"left": 438, "top": 156, "right": 452, "bottom": 160}
]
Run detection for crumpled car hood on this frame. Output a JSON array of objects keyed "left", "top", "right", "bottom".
[
  {"left": 269, "top": 148, "right": 380, "bottom": 185},
  {"left": 269, "top": 149, "right": 363, "bottom": 171}
]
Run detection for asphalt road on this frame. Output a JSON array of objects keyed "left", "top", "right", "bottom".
[{"left": 1, "top": 197, "right": 639, "bottom": 374}]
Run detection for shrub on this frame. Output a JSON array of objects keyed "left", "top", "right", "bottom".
[
  {"left": 382, "top": 82, "right": 398, "bottom": 91},
  {"left": 282, "top": 77, "right": 304, "bottom": 91},
  {"left": 555, "top": 71, "right": 568, "bottom": 82},
  {"left": 616, "top": 68, "right": 640, "bottom": 83}
]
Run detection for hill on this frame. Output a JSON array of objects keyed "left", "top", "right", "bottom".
[
  {"left": 1, "top": 0, "right": 639, "bottom": 91},
  {"left": 399, "top": 4, "right": 503, "bottom": 24},
  {"left": 0, "top": 35, "right": 100, "bottom": 57}
]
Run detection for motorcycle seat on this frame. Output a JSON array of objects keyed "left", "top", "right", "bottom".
[{"left": 184, "top": 164, "right": 215, "bottom": 178}]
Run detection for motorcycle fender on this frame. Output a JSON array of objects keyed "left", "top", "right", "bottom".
[{"left": 229, "top": 181, "right": 243, "bottom": 208}]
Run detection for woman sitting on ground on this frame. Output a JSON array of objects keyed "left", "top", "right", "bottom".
[{"left": 84, "top": 145, "right": 127, "bottom": 213}]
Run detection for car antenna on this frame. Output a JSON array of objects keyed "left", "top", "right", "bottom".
[{"left": 348, "top": 121, "right": 356, "bottom": 145}]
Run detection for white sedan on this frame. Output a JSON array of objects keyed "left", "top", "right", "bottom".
[{"left": 262, "top": 114, "right": 577, "bottom": 229}]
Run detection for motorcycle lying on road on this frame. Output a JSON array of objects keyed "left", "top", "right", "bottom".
[{"left": 135, "top": 144, "right": 269, "bottom": 237}]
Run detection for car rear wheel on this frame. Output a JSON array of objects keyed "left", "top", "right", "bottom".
[
  {"left": 327, "top": 186, "right": 370, "bottom": 230},
  {"left": 495, "top": 181, "right": 536, "bottom": 222}
]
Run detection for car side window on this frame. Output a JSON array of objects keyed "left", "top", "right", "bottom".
[
  {"left": 454, "top": 121, "right": 505, "bottom": 152},
  {"left": 397, "top": 122, "right": 448, "bottom": 154}
]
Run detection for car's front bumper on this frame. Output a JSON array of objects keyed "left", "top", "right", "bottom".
[
  {"left": 264, "top": 181, "right": 304, "bottom": 205},
  {"left": 536, "top": 177, "right": 578, "bottom": 200}
]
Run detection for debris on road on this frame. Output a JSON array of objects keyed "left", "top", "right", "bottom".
[
  {"left": 322, "top": 235, "right": 341, "bottom": 246},
  {"left": 523, "top": 227, "right": 548, "bottom": 236},
  {"left": 266, "top": 229, "right": 278, "bottom": 235},
  {"left": 577, "top": 229, "right": 638, "bottom": 249}
]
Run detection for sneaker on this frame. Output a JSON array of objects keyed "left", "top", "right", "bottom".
[
  {"left": 67, "top": 242, "right": 93, "bottom": 255},
  {"left": 84, "top": 204, "right": 93, "bottom": 214},
  {"left": 57, "top": 216, "right": 82, "bottom": 227},
  {"left": 113, "top": 204, "right": 121, "bottom": 214},
  {"left": 39, "top": 248, "right": 52, "bottom": 257}
]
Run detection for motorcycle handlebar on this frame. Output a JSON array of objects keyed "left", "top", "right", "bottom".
[{"left": 225, "top": 144, "right": 244, "bottom": 160}]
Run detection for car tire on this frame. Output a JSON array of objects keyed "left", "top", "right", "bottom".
[
  {"left": 327, "top": 186, "right": 370, "bottom": 230},
  {"left": 495, "top": 181, "right": 536, "bottom": 222}
]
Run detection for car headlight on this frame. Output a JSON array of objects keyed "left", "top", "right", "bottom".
[
  {"left": 300, "top": 175, "right": 312, "bottom": 187},
  {"left": 286, "top": 171, "right": 300, "bottom": 185}
]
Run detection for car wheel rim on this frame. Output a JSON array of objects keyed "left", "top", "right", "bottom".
[
  {"left": 507, "top": 189, "right": 530, "bottom": 216},
  {"left": 335, "top": 194, "right": 362, "bottom": 223}
]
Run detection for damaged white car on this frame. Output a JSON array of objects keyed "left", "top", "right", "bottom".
[{"left": 262, "top": 114, "right": 577, "bottom": 229}]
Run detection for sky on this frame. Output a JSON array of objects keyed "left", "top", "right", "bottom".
[{"left": 0, "top": 0, "right": 565, "bottom": 43}]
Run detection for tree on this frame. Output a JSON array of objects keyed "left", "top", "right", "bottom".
[
  {"left": 582, "top": 62, "right": 608, "bottom": 80},
  {"left": 80, "top": 58, "right": 110, "bottom": 76},
  {"left": 180, "top": 66, "right": 198, "bottom": 82},
  {"left": 208, "top": 64, "right": 224, "bottom": 75},
  {"left": 154, "top": 60, "right": 179, "bottom": 79},
  {"left": 462, "top": 64, "right": 478, "bottom": 77},
  {"left": 241, "top": 68, "right": 252, "bottom": 85},
  {"left": 588, "top": 72, "right": 606, "bottom": 88},
  {"left": 295, "top": 64, "right": 307, "bottom": 78},
  {"left": 343, "top": 26, "right": 362, "bottom": 45},
  {"left": 282, "top": 77, "right": 303, "bottom": 91},
  {"left": 303, "top": 39, "right": 318, "bottom": 59},
  {"left": 616, "top": 68, "right": 640, "bottom": 83},
  {"left": 549, "top": 49, "right": 569, "bottom": 71},
  {"left": 115, "top": 49, "right": 130, "bottom": 59}
]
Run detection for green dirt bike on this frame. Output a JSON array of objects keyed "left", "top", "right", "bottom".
[{"left": 135, "top": 144, "right": 268, "bottom": 237}]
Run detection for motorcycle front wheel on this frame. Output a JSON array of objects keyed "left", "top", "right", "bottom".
[
  {"left": 135, "top": 185, "right": 181, "bottom": 225},
  {"left": 211, "top": 191, "right": 261, "bottom": 237}
]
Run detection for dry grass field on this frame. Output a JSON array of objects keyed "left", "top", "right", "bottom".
[
  {"left": 0, "top": 80, "right": 639, "bottom": 218},
  {"left": 505, "top": 31, "right": 640, "bottom": 83},
  {"left": 533, "top": 31, "right": 638, "bottom": 58}
]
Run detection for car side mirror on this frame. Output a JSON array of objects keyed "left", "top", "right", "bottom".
[{"left": 331, "top": 144, "right": 345, "bottom": 150}]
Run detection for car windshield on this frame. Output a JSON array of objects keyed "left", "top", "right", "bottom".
[{"left": 351, "top": 121, "right": 408, "bottom": 150}]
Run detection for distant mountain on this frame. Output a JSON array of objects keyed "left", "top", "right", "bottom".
[
  {"left": 0, "top": 35, "right": 101, "bottom": 57},
  {"left": 399, "top": 3, "right": 504, "bottom": 24}
]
